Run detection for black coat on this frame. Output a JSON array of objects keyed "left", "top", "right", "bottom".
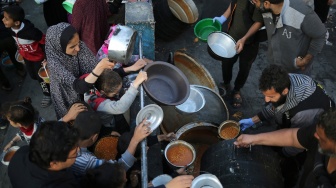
[{"left": 8, "top": 146, "right": 80, "bottom": 188}]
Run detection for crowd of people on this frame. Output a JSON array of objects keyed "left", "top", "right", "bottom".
[{"left": 0, "top": 0, "right": 335, "bottom": 187}]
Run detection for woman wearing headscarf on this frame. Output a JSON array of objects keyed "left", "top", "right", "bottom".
[{"left": 45, "top": 22, "right": 114, "bottom": 119}]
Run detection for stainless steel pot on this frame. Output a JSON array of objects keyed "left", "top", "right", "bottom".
[
  {"left": 164, "top": 140, "right": 196, "bottom": 168},
  {"left": 108, "top": 24, "right": 137, "bottom": 65},
  {"left": 160, "top": 85, "right": 229, "bottom": 133},
  {"left": 143, "top": 61, "right": 190, "bottom": 106}
]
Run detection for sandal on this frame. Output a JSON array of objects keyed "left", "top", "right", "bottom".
[
  {"left": 231, "top": 90, "right": 242, "bottom": 108},
  {"left": 41, "top": 96, "right": 52, "bottom": 108}
]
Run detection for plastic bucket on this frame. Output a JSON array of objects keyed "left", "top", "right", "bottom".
[
  {"left": 38, "top": 67, "right": 50, "bottom": 84},
  {"left": 194, "top": 18, "right": 222, "bottom": 42},
  {"left": 62, "top": 0, "right": 76, "bottom": 14}
]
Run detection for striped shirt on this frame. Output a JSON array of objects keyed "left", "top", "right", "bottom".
[
  {"left": 259, "top": 73, "right": 316, "bottom": 123},
  {"left": 70, "top": 148, "right": 136, "bottom": 177}
]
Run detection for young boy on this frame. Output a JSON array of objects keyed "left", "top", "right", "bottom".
[
  {"left": 71, "top": 111, "right": 152, "bottom": 177},
  {"left": 84, "top": 69, "right": 147, "bottom": 134},
  {"left": 2, "top": 5, "right": 51, "bottom": 107}
]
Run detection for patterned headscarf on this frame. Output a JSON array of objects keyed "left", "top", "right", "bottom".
[{"left": 45, "top": 22, "right": 98, "bottom": 118}]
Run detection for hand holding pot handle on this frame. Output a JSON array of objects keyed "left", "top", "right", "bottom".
[
  {"left": 239, "top": 118, "right": 254, "bottom": 131},
  {"left": 132, "top": 71, "right": 147, "bottom": 88}
]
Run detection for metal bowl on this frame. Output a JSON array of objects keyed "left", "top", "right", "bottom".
[
  {"left": 143, "top": 61, "right": 190, "bottom": 106},
  {"left": 218, "top": 120, "right": 240, "bottom": 140},
  {"left": 207, "top": 32, "right": 236, "bottom": 58},
  {"left": 175, "top": 86, "right": 205, "bottom": 114},
  {"left": 191, "top": 174, "right": 223, "bottom": 188},
  {"left": 164, "top": 140, "right": 196, "bottom": 168},
  {"left": 136, "top": 104, "right": 163, "bottom": 132}
]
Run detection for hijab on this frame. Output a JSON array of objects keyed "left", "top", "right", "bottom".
[{"left": 45, "top": 22, "right": 97, "bottom": 118}]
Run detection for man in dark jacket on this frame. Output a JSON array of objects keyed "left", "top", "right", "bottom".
[
  {"left": 213, "top": 0, "right": 263, "bottom": 108},
  {"left": 8, "top": 121, "right": 80, "bottom": 188},
  {"left": 239, "top": 64, "right": 334, "bottom": 155}
]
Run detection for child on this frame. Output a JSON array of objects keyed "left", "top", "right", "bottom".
[
  {"left": 3, "top": 97, "right": 43, "bottom": 151},
  {"left": 2, "top": 5, "right": 51, "bottom": 107},
  {"left": 71, "top": 111, "right": 151, "bottom": 177},
  {"left": 2, "top": 98, "right": 86, "bottom": 151},
  {"left": 84, "top": 69, "right": 147, "bottom": 134}
]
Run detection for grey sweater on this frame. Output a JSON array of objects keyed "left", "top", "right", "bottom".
[
  {"left": 263, "top": 0, "right": 326, "bottom": 75},
  {"left": 84, "top": 85, "right": 138, "bottom": 127}
]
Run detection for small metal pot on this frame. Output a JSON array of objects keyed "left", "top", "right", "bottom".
[
  {"left": 108, "top": 24, "right": 137, "bottom": 65},
  {"left": 218, "top": 120, "right": 240, "bottom": 140},
  {"left": 164, "top": 140, "right": 196, "bottom": 168}
]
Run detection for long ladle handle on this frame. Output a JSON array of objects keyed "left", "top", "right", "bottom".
[{"left": 138, "top": 33, "right": 148, "bottom": 188}]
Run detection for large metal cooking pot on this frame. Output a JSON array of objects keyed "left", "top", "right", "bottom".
[
  {"left": 176, "top": 122, "right": 220, "bottom": 145},
  {"left": 160, "top": 85, "right": 229, "bottom": 133},
  {"left": 207, "top": 32, "right": 236, "bottom": 58},
  {"left": 143, "top": 61, "right": 190, "bottom": 106},
  {"left": 173, "top": 52, "right": 218, "bottom": 93},
  {"left": 108, "top": 24, "right": 137, "bottom": 65}
]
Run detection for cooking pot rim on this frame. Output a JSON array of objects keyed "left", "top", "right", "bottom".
[
  {"left": 207, "top": 31, "right": 237, "bottom": 58},
  {"left": 164, "top": 140, "right": 196, "bottom": 167},
  {"left": 218, "top": 120, "right": 240, "bottom": 140}
]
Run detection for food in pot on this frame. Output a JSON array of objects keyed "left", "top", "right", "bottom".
[
  {"left": 166, "top": 144, "right": 194, "bottom": 166},
  {"left": 39, "top": 68, "right": 50, "bottom": 78},
  {"left": 220, "top": 123, "right": 239, "bottom": 139},
  {"left": 94, "top": 136, "right": 119, "bottom": 160},
  {"left": 4, "top": 150, "right": 16, "bottom": 162}
]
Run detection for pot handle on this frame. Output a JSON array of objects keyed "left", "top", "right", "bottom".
[
  {"left": 167, "top": 51, "right": 175, "bottom": 65},
  {"left": 113, "top": 25, "right": 121, "bottom": 36}
]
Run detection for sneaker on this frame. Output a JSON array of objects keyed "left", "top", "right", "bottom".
[{"left": 1, "top": 83, "right": 12, "bottom": 91}]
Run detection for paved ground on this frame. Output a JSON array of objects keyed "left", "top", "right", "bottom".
[{"left": 0, "top": 0, "right": 336, "bottom": 187}]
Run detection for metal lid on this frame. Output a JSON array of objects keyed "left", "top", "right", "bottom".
[
  {"left": 136, "top": 104, "right": 163, "bottom": 132},
  {"left": 191, "top": 174, "right": 223, "bottom": 188}
]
